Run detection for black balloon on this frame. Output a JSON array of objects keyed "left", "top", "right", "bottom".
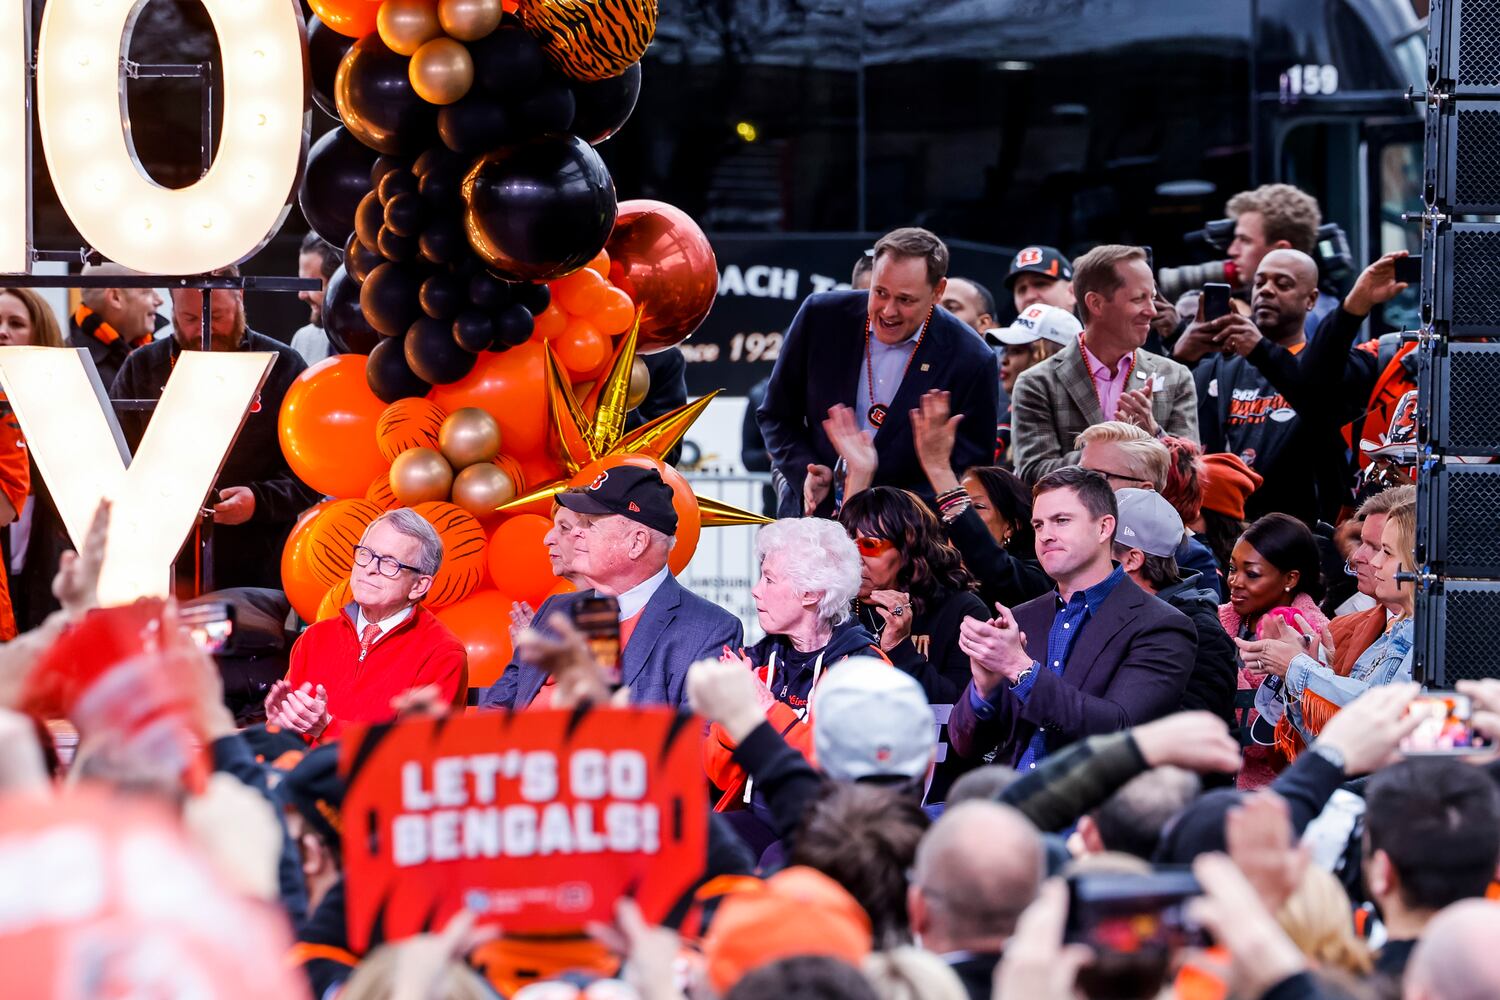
[
  {"left": 299, "top": 127, "right": 378, "bottom": 247},
  {"left": 344, "top": 231, "right": 384, "bottom": 284},
  {"left": 468, "top": 272, "right": 513, "bottom": 310},
  {"left": 418, "top": 218, "right": 466, "bottom": 266},
  {"left": 308, "top": 16, "right": 352, "bottom": 119},
  {"left": 367, "top": 334, "right": 432, "bottom": 403},
  {"left": 436, "top": 96, "right": 516, "bottom": 155},
  {"left": 361, "top": 262, "right": 426, "bottom": 337},
  {"left": 462, "top": 135, "right": 617, "bottom": 282},
  {"left": 514, "top": 281, "right": 551, "bottom": 314},
  {"left": 493, "top": 303, "right": 535, "bottom": 347},
  {"left": 571, "top": 63, "right": 641, "bottom": 145},
  {"left": 420, "top": 273, "right": 463, "bottom": 320},
  {"left": 407, "top": 317, "right": 479, "bottom": 384},
  {"left": 377, "top": 225, "right": 419, "bottom": 262},
  {"left": 377, "top": 168, "right": 419, "bottom": 203},
  {"left": 371, "top": 156, "right": 407, "bottom": 192},
  {"left": 322, "top": 266, "right": 382, "bottom": 355},
  {"left": 514, "top": 79, "right": 576, "bottom": 137},
  {"left": 452, "top": 311, "right": 494, "bottom": 352},
  {"left": 384, "top": 192, "right": 428, "bottom": 238},
  {"left": 470, "top": 22, "right": 545, "bottom": 96},
  {"left": 335, "top": 35, "right": 436, "bottom": 156},
  {"left": 354, "top": 190, "right": 384, "bottom": 250}
]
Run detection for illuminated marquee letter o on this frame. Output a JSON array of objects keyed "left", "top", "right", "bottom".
[{"left": 36, "top": 0, "right": 309, "bottom": 274}]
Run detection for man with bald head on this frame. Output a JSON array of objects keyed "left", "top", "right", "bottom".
[
  {"left": 69, "top": 263, "right": 163, "bottom": 387},
  {"left": 1180, "top": 249, "right": 1336, "bottom": 522},
  {"left": 1405, "top": 900, "right": 1500, "bottom": 1000},
  {"left": 907, "top": 801, "right": 1044, "bottom": 1000}
]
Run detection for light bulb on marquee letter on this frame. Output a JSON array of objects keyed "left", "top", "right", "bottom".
[
  {"left": 33, "top": 0, "right": 309, "bottom": 275},
  {"left": 0, "top": 347, "right": 275, "bottom": 604}
]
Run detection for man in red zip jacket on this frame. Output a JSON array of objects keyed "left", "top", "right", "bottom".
[{"left": 266, "top": 508, "right": 468, "bottom": 744}]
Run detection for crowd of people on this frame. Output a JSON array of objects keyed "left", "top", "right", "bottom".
[{"left": 0, "top": 179, "right": 1493, "bottom": 1000}]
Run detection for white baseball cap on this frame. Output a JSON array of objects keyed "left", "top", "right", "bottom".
[
  {"left": 990, "top": 303, "right": 1082, "bottom": 347},
  {"left": 813, "top": 658, "right": 936, "bottom": 783}
]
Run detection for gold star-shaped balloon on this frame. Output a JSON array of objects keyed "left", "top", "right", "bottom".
[{"left": 499, "top": 316, "right": 772, "bottom": 528}]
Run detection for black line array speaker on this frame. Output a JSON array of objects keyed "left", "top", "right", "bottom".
[{"left": 1417, "top": 1, "right": 1500, "bottom": 686}]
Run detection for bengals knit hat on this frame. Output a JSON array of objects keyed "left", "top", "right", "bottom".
[
  {"left": 556, "top": 465, "right": 678, "bottom": 535},
  {"left": 701, "top": 866, "right": 873, "bottom": 993},
  {"left": 1199, "top": 453, "right": 1264, "bottom": 521},
  {"left": 813, "top": 657, "right": 935, "bottom": 783}
]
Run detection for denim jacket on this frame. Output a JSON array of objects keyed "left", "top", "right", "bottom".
[{"left": 1283, "top": 616, "right": 1413, "bottom": 741}]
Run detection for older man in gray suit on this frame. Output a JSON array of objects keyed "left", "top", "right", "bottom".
[
  {"left": 480, "top": 465, "right": 743, "bottom": 709},
  {"left": 1010, "top": 245, "right": 1198, "bottom": 485}
]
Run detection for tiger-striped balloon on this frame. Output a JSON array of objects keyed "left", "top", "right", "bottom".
[
  {"left": 307, "top": 498, "right": 386, "bottom": 590},
  {"left": 413, "top": 501, "right": 488, "bottom": 607},
  {"left": 519, "top": 0, "right": 656, "bottom": 82},
  {"left": 376, "top": 398, "right": 447, "bottom": 463}
]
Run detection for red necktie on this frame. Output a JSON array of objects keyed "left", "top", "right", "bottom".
[{"left": 359, "top": 623, "right": 381, "bottom": 662}]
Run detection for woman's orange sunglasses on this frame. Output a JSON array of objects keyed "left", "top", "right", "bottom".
[{"left": 854, "top": 535, "right": 894, "bottom": 556}]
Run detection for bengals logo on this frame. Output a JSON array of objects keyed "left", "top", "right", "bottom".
[
  {"left": 1014, "top": 247, "right": 1044, "bottom": 268},
  {"left": 520, "top": 0, "right": 657, "bottom": 83},
  {"left": 589, "top": 471, "right": 610, "bottom": 491}
]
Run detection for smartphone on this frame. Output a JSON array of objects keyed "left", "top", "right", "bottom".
[
  {"left": 1067, "top": 872, "right": 1207, "bottom": 1000},
  {"left": 1394, "top": 254, "right": 1423, "bottom": 286},
  {"left": 1200, "top": 282, "right": 1232, "bottom": 322},
  {"left": 571, "top": 595, "right": 622, "bottom": 683},
  {"left": 1400, "top": 692, "right": 1491, "bottom": 755},
  {"left": 179, "top": 601, "right": 235, "bottom": 654}
]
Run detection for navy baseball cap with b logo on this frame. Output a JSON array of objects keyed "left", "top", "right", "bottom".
[
  {"left": 1004, "top": 245, "right": 1073, "bottom": 288},
  {"left": 557, "top": 465, "right": 679, "bottom": 535}
]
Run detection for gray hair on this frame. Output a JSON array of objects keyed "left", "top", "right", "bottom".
[
  {"left": 755, "top": 517, "right": 862, "bottom": 625},
  {"left": 364, "top": 508, "right": 444, "bottom": 575}
]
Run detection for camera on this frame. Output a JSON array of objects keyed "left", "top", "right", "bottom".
[
  {"left": 1157, "top": 217, "right": 1354, "bottom": 301},
  {"left": 1157, "top": 259, "right": 1239, "bottom": 301}
]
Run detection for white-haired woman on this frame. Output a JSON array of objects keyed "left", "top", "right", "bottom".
[{"left": 704, "top": 516, "right": 884, "bottom": 812}]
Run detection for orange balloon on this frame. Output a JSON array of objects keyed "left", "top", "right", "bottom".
[
  {"left": 606, "top": 199, "right": 718, "bottom": 354},
  {"left": 376, "top": 397, "right": 447, "bottom": 463},
  {"left": 552, "top": 267, "right": 610, "bottom": 316},
  {"left": 585, "top": 248, "right": 610, "bottom": 277},
  {"left": 555, "top": 318, "right": 609, "bottom": 381},
  {"left": 413, "top": 501, "right": 489, "bottom": 608},
  {"left": 307, "top": 498, "right": 385, "bottom": 589},
  {"left": 316, "top": 579, "right": 353, "bottom": 621},
  {"left": 310, "top": 0, "right": 381, "bottom": 37},
  {"left": 280, "top": 355, "right": 388, "bottom": 499},
  {"left": 592, "top": 286, "right": 635, "bottom": 337},
  {"left": 568, "top": 454, "right": 699, "bottom": 574},
  {"left": 533, "top": 303, "right": 568, "bottom": 341},
  {"left": 282, "top": 501, "right": 332, "bottom": 622},
  {"left": 486, "top": 513, "right": 557, "bottom": 606},
  {"left": 366, "top": 472, "right": 400, "bottom": 510},
  {"left": 435, "top": 588, "right": 516, "bottom": 689},
  {"left": 429, "top": 339, "right": 549, "bottom": 468}
]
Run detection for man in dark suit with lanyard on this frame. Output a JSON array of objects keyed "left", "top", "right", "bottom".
[{"left": 758, "top": 227, "right": 1000, "bottom": 517}]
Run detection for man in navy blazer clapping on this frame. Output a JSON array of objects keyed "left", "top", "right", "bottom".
[{"left": 950, "top": 466, "right": 1195, "bottom": 770}]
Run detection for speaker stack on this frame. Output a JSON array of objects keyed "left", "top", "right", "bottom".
[{"left": 1416, "top": 0, "right": 1500, "bottom": 685}]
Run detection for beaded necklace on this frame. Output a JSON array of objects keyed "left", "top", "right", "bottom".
[{"left": 863, "top": 306, "right": 934, "bottom": 429}]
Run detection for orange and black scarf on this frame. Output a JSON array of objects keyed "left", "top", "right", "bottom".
[{"left": 72, "top": 303, "right": 151, "bottom": 349}]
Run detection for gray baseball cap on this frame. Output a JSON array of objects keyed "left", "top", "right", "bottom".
[
  {"left": 813, "top": 658, "right": 936, "bottom": 783},
  {"left": 1113, "top": 488, "right": 1185, "bottom": 559}
]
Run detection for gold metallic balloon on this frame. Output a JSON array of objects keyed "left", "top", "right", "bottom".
[
  {"left": 377, "top": 0, "right": 442, "bottom": 57},
  {"left": 626, "top": 356, "right": 650, "bottom": 410},
  {"left": 438, "top": 0, "right": 503, "bottom": 41},
  {"left": 451, "top": 462, "right": 518, "bottom": 515},
  {"left": 390, "top": 447, "right": 454, "bottom": 505},
  {"left": 439, "top": 406, "right": 502, "bottom": 468},
  {"left": 409, "top": 37, "right": 475, "bottom": 105}
]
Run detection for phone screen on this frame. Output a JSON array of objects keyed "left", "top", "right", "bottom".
[
  {"left": 179, "top": 602, "right": 235, "bottom": 654},
  {"left": 571, "top": 596, "right": 622, "bottom": 683},
  {"left": 1200, "top": 282, "right": 1232, "bottom": 322},
  {"left": 1401, "top": 693, "right": 1490, "bottom": 755},
  {"left": 1394, "top": 254, "right": 1423, "bottom": 286},
  {"left": 1067, "top": 872, "right": 1206, "bottom": 1000}
]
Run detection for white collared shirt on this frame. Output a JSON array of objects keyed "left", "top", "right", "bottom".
[
  {"left": 355, "top": 604, "right": 414, "bottom": 640},
  {"left": 614, "top": 565, "right": 670, "bottom": 621}
]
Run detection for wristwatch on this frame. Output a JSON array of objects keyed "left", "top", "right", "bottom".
[{"left": 1010, "top": 667, "right": 1034, "bottom": 688}]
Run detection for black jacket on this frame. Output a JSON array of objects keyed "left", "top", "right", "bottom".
[
  {"left": 859, "top": 587, "right": 990, "bottom": 704},
  {"left": 941, "top": 505, "right": 1053, "bottom": 610},
  {"left": 68, "top": 314, "right": 142, "bottom": 391},
  {"left": 758, "top": 291, "right": 999, "bottom": 517},
  {"left": 1154, "top": 572, "right": 1238, "bottom": 727},
  {"left": 110, "top": 332, "right": 321, "bottom": 591}
]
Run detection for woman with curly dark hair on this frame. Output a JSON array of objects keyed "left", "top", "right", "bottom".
[{"left": 837, "top": 486, "right": 988, "bottom": 703}]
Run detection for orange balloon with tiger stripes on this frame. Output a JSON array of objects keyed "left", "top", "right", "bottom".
[{"left": 412, "top": 501, "right": 488, "bottom": 607}]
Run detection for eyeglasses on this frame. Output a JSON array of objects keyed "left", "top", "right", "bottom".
[
  {"left": 352, "top": 544, "right": 423, "bottom": 578},
  {"left": 1089, "top": 467, "right": 1152, "bottom": 487},
  {"left": 854, "top": 536, "right": 895, "bottom": 557}
]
